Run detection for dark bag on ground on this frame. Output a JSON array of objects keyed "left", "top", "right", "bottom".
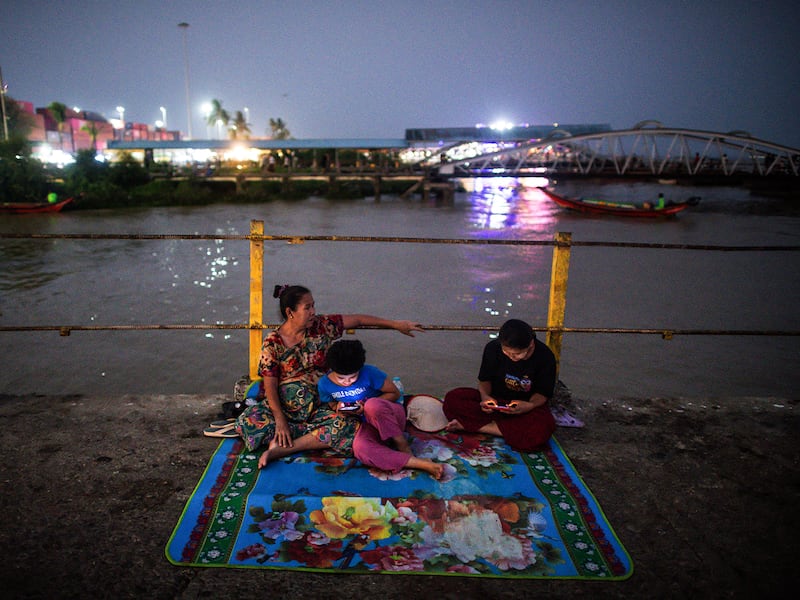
[{"left": 218, "top": 375, "right": 262, "bottom": 419}]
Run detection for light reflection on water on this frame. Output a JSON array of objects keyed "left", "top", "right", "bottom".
[
  {"left": 1, "top": 181, "right": 798, "bottom": 401},
  {"left": 192, "top": 237, "right": 238, "bottom": 289},
  {"left": 461, "top": 179, "right": 556, "bottom": 320},
  {"left": 465, "top": 177, "right": 557, "bottom": 233}
]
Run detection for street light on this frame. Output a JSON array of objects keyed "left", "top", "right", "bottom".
[
  {"left": 0, "top": 64, "right": 9, "bottom": 141},
  {"left": 178, "top": 22, "right": 192, "bottom": 139},
  {"left": 116, "top": 105, "right": 125, "bottom": 140},
  {"left": 202, "top": 102, "right": 212, "bottom": 138},
  {"left": 160, "top": 106, "right": 167, "bottom": 129}
]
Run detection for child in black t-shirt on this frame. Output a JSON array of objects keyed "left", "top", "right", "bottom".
[{"left": 442, "top": 319, "right": 556, "bottom": 452}]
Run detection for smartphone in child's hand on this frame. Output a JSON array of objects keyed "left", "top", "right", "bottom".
[
  {"left": 338, "top": 402, "right": 361, "bottom": 412},
  {"left": 493, "top": 402, "right": 517, "bottom": 411}
]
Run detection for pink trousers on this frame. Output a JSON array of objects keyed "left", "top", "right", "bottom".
[
  {"left": 442, "top": 387, "right": 555, "bottom": 452},
  {"left": 352, "top": 398, "right": 411, "bottom": 473}
]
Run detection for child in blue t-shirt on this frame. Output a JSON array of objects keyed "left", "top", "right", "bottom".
[{"left": 318, "top": 339, "right": 443, "bottom": 479}]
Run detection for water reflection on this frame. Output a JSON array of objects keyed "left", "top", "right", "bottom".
[
  {"left": 459, "top": 178, "right": 556, "bottom": 320},
  {"left": 142, "top": 228, "right": 244, "bottom": 340},
  {"left": 465, "top": 177, "right": 519, "bottom": 229},
  {"left": 464, "top": 177, "right": 558, "bottom": 233},
  {"left": 1, "top": 188, "right": 797, "bottom": 400},
  {"left": 193, "top": 236, "right": 239, "bottom": 289}
]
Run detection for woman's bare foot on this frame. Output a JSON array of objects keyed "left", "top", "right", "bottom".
[
  {"left": 406, "top": 456, "right": 445, "bottom": 480},
  {"left": 257, "top": 448, "right": 272, "bottom": 469},
  {"left": 258, "top": 433, "right": 331, "bottom": 469},
  {"left": 258, "top": 439, "right": 281, "bottom": 469},
  {"left": 444, "top": 418, "right": 464, "bottom": 432}
]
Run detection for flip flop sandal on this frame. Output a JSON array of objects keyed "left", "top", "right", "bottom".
[
  {"left": 209, "top": 418, "right": 236, "bottom": 429},
  {"left": 203, "top": 423, "right": 239, "bottom": 438},
  {"left": 551, "top": 407, "right": 585, "bottom": 428}
]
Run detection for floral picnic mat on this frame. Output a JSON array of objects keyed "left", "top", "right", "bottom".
[{"left": 166, "top": 429, "right": 632, "bottom": 578}]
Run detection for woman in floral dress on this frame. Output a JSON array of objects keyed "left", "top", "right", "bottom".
[{"left": 235, "top": 284, "right": 423, "bottom": 469}]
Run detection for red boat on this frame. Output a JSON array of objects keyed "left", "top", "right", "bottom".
[
  {"left": 0, "top": 197, "right": 75, "bottom": 215},
  {"left": 543, "top": 189, "right": 699, "bottom": 218}
]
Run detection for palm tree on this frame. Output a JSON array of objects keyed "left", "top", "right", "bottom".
[
  {"left": 80, "top": 121, "right": 100, "bottom": 151},
  {"left": 229, "top": 110, "right": 251, "bottom": 140},
  {"left": 268, "top": 117, "right": 291, "bottom": 140},
  {"left": 47, "top": 101, "right": 68, "bottom": 150},
  {"left": 206, "top": 99, "right": 229, "bottom": 139}
]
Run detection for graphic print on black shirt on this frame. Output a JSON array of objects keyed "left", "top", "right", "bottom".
[{"left": 504, "top": 373, "right": 532, "bottom": 393}]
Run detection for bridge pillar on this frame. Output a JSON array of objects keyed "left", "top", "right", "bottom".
[
  {"left": 372, "top": 176, "right": 381, "bottom": 202},
  {"left": 423, "top": 181, "right": 454, "bottom": 203}
]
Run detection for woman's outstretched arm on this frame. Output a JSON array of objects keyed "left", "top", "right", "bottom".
[{"left": 341, "top": 314, "right": 424, "bottom": 337}]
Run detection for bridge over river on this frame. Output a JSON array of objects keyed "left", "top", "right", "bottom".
[
  {"left": 110, "top": 121, "right": 800, "bottom": 188},
  {"left": 430, "top": 121, "right": 799, "bottom": 182}
]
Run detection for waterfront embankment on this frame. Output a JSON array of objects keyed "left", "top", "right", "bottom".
[{"left": 0, "top": 392, "right": 796, "bottom": 599}]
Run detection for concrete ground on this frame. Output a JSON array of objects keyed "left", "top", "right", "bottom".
[{"left": 0, "top": 391, "right": 797, "bottom": 599}]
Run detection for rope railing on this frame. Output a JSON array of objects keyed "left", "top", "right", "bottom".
[{"left": 2, "top": 227, "right": 799, "bottom": 378}]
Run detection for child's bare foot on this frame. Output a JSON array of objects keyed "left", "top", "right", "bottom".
[
  {"left": 444, "top": 418, "right": 464, "bottom": 432},
  {"left": 406, "top": 456, "right": 445, "bottom": 480},
  {"left": 420, "top": 459, "right": 445, "bottom": 480}
]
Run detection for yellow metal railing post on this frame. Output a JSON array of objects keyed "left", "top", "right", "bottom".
[
  {"left": 249, "top": 220, "right": 264, "bottom": 380},
  {"left": 546, "top": 231, "right": 572, "bottom": 372}
]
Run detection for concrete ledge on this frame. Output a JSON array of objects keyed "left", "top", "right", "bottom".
[{"left": 0, "top": 393, "right": 796, "bottom": 598}]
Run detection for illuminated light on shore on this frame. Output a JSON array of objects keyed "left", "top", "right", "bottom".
[
  {"left": 33, "top": 144, "right": 75, "bottom": 166},
  {"left": 224, "top": 144, "right": 260, "bottom": 163},
  {"left": 520, "top": 176, "right": 549, "bottom": 187},
  {"left": 190, "top": 148, "right": 215, "bottom": 163},
  {"left": 490, "top": 121, "right": 514, "bottom": 131}
]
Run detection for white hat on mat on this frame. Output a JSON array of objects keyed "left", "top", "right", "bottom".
[{"left": 406, "top": 394, "right": 449, "bottom": 432}]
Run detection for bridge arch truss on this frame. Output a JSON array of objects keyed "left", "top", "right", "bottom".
[{"left": 436, "top": 125, "right": 800, "bottom": 179}]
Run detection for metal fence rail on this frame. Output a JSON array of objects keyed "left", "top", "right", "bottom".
[
  {"left": 2, "top": 224, "right": 799, "bottom": 379},
  {"left": 2, "top": 324, "right": 796, "bottom": 336},
  {"left": 1, "top": 232, "right": 798, "bottom": 252}
]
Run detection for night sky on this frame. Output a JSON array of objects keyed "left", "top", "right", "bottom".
[{"left": 3, "top": 0, "right": 798, "bottom": 148}]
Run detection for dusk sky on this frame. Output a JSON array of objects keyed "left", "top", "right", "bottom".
[{"left": 3, "top": 0, "right": 798, "bottom": 148}]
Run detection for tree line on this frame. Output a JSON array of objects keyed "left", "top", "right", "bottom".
[{"left": 204, "top": 98, "right": 291, "bottom": 140}]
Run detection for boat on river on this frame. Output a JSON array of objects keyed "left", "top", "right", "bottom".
[
  {"left": 542, "top": 189, "right": 699, "bottom": 217},
  {"left": 0, "top": 197, "right": 75, "bottom": 215}
]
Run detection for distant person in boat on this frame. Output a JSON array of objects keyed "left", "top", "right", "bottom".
[
  {"left": 319, "top": 339, "right": 443, "bottom": 479},
  {"left": 644, "top": 193, "right": 666, "bottom": 210},
  {"left": 234, "top": 284, "right": 424, "bottom": 469},
  {"left": 47, "top": 192, "right": 58, "bottom": 204},
  {"left": 442, "top": 318, "right": 556, "bottom": 452}
]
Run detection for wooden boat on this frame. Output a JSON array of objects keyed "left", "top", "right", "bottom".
[
  {"left": 542, "top": 189, "right": 699, "bottom": 217},
  {"left": 0, "top": 197, "right": 75, "bottom": 215}
]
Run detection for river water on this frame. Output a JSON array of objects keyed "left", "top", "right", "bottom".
[{"left": 1, "top": 179, "right": 798, "bottom": 401}]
